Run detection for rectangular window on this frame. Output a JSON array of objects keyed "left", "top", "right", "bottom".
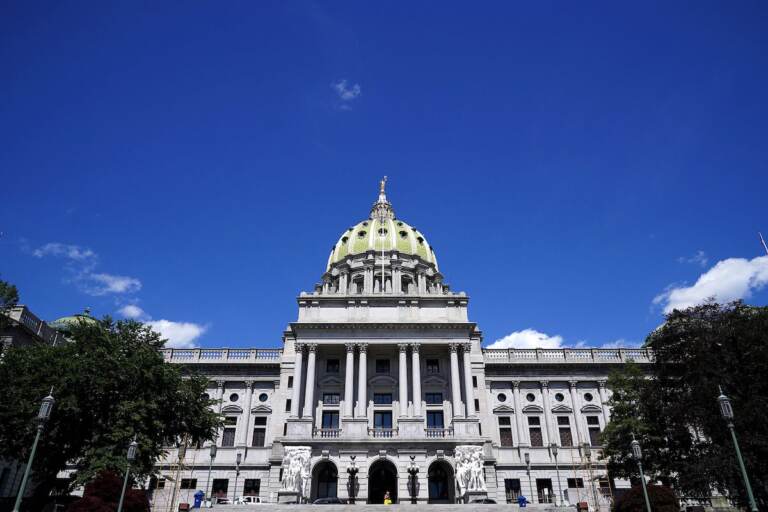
[
  {"left": 425, "top": 392, "right": 443, "bottom": 404},
  {"left": 498, "top": 416, "right": 511, "bottom": 426},
  {"left": 528, "top": 416, "right": 540, "bottom": 426},
  {"left": 221, "top": 427, "right": 236, "bottom": 447},
  {"left": 287, "top": 376, "right": 293, "bottom": 388},
  {"left": 224, "top": 416, "right": 237, "bottom": 426},
  {"left": 567, "top": 478, "right": 584, "bottom": 488},
  {"left": 472, "top": 376, "right": 478, "bottom": 388},
  {"left": 374, "top": 411, "right": 393, "bottom": 429},
  {"left": 286, "top": 399, "right": 292, "bottom": 412},
  {"left": 589, "top": 427, "right": 602, "bottom": 446},
  {"left": 212, "top": 479, "right": 229, "bottom": 497},
  {"left": 557, "top": 416, "right": 570, "bottom": 426},
  {"left": 376, "top": 359, "right": 390, "bottom": 373},
  {"left": 474, "top": 399, "right": 480, "bottom": 412},
  {"left": 587, "top": 416, "right": 600, "bottom": 425},
  {"left": 149, "top": 476, "right": 166, "bottom": 490},
  {"left": 323, "top": 393, "right": 340, "bottom": 405},
  {"left": 244, "top": 479, "right": 261, "bottom": 496},
  {"left": 322, "top": 411, "right": 339, "bottom": 429},
  {"left": 505, "top": 479, "right": 522, "bottom": 503},
  {"left": 426, "top": 411, "right": 444, "bottom": 428},
  {"left": 529, "top": 421, "right": 543, "bottom": 447},
  {"left": 252, "top": 428, "right": 266, "bottom": 447},
  {"left": 499, "top": 416, "right": 513, "bottom": 446},
  {"left": 426, "top": 359, "right": 440, "bottom": 374},
  {"left": 536, "top": 478, "right": 553, "bottom": 504},
  {"left": 374, "top": 393, "right": 393, "bottom": 405},
  {"left": 180, "top": 478, "right": 198, "bottom": 490},
  {"left": 559, "top": 427, "right": 573, "bottom": 447},
  {"left": 326, "top": 359, "right": 340, "bottom": 373},
  {"left": 283, "top": 423, "right": 287, "bottom": 436},
  {"left": 253, "top": 417, "right": 267, "bottom": 426}
]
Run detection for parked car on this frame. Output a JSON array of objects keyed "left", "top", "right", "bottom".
[
  {"left": 470, "top": 498, "right": 497, "bottom": 504},
  {"left": 312, "top": 497, "right": 346, "bottom": 504},
  {"left": 214, "top": 497, "right": 232, "bottom": 505},
  {"left": 235, "top": 496, "right": 265, "bottom": 505}
]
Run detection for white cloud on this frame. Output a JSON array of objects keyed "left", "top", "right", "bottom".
[
  {"left": 146, "top": 319, "right": 207, "bottom": 349},
  {"left": 677, "top": 250, "right": 708, "bottom": 267},
  {"left": 331, "top": 79, "right": 361, "bottom": 102},
  {"left": 654, "top": 255, "right": 768, "bottom": 313},
  {"left": 85, "top": 273, "right": 142, "bottom": 295},
  {"left": 487, "top": 328, "right": 564, "bottom": 349},
  {"left": 117, "top": 304, "right": 147, "bottom": 320},
  {"left": 601, "top": 339, "right": 641, "bottom": 348},
  {"left": 33, "top": 242, "right": 96, "bottom": 262}
]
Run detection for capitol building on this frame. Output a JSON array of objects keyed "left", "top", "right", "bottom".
[{"left": 143, "top": 179, "right": 652, "bottom": 509}]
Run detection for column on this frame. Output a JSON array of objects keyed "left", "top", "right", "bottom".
[
  {"left": 393, "top": 266, "right": 402, "bottom": 294},
  {"left": 568, "top": 380, "right": 584, "bottom": 445},
  {"left": 290, "top": 345, "right": 304, "bottom": 417},
  {"left": 357, "top": 344, "right": 368, "bottom": 416},
  {"left": 462, "top": 343, "right": 475, "bottom": 417},
  {"left": 398, "top": 344, "right": 409, "bottom": 417},
  {"left": 240, "top": 380, "right": 254, "bottom": 446},
  {"left": 364, "top": 267, "right": 373, "bottom": 294},
  {"left": 449, "top": 344, "right": 463, "bottom": 418},
  {"left": 340, "top": 271, "right": 348, "bottom": 295},
  {"left": 541, "top": 381, "right": 554, "bottom": 445},
  {"left": 344, "top": 343, "right": 355, "bottom": 417},
  {"left": 597, "top": 380, "right": 610, "bottom": 423},
  {"left": 512, "top": 381, "right": 525, "bottom": 446},
  {"left": 411, "top": 344, "right": 422, "bottom": 416},
  {"left": 302, "top": 344, "right": 317, "bottom": 417},
  {"left": 216, "top": 380, "right": 225, "bottom": 414}
]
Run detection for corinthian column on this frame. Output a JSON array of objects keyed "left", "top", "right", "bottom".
[
  {"left": 411, "top": 344, "right": 422, "bottom": 416},
  {"left": 239, "top": 380, "right": 254, "bottom": 445},
  {"left": 398, "top": 344, "right": 409, "bottom": 417},
  {"left": 512, "top": 381, "right": 525, "bottom": 446},
  {"left": 302, "top": 344, "right": 317, "bottom": 417},
  {"left": 344, "top": 343, "right": 355, "bottom": 417},
  {"left": 569, "top": 380, "right": 584, "bottom": 445},
  {"left": 449, "top": 344, "right": 463, "bottom": 418},
  {"left": 541, "top": 380, "right": 554, "bottom": 445},
  {"left": 462, "top": 343, "right": 475, "bottom": 417},
  {"left": 290, "top": 345, "right": 303, "bottom": 417},
  {"left": 597, "top": 380, "right": 610, "bottom": 423},
  {"left": 357, "top": 344, "right": 368, "bottom": 416}
]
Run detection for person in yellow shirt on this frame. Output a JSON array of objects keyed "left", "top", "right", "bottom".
[{"left": 383, "top": 491, "right": 392, "bottom": 505}]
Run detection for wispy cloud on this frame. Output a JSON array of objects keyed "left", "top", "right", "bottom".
[
  {"left": 654, "top": 255, "right": 768, "bottom": 313},
  {"left": 601, "top": 339, "right": 642, "bottom": 348},
  {"left": 677, "top": 250, "right": 708, "bottom": 267},
  {"left": 331, "top": 79, "right": 361, "bottom": 109},
  {"left": 33, "top": 243, "right": 96, "bottom": 262},
  {"left": 487, "top": 328, "right": 564, "bottom": 349},
  {"left": 116, "top": 304, "right": 207, "bottom": 348}
]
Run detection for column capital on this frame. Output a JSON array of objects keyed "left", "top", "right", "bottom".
[
  {"left": 295, "top": 342, "right": 305, "bottom": 353},
  {"left": 540, "top": 380, "right": 550, "bottom": 389},
  {"left": 461, "top": 342, "right": 472, "bottom": 353},
  {"left": 512, "top": 380, "right": 521, "bottom": 390},
  {"left": 568, "top": 380, "right": 578, "bottom": 389},
  {"left": 398, "top": 343, "right": 409, "bottom": 353},
  {"left": 410, "top": 343, "right": 420, "bottom": 353},
  {"left": 448, "top": 343, "right": 460, "bottom": 353},
  {"left": 244, "top": 380, "right": 255, "bottom": 389},
  {"left": 358, "top": 343, "right": 368, "bottom": 353},
  {"left": 216, "top": 380, "right": 225, "bottom": 389},
  {"left": 597, "top": 380, "right": 607, "bottom": 389},
  {"left": 345, "top": 343, "right": 356, "bottom": 353},
  {"left": 307, "top": 343, "right": 318, "bottom": 353}
]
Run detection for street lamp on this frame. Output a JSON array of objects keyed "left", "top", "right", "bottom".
[
  {"left": 718, "top": 387, "right": 758, "bottom": 512},
  {"left": 551, "top": 443, "right": 563, "bottom": 506},
  {"left": 630, "top": 435, "right": 652, "bottom": 512},
  {"left": 233, "top": 452, "right": 242, "bottom": 504},
  {"left": 524, "top": 452, "right": 533, "bottom": 503},
  {"left": 206, "top": 443, "right": 217, "bottom": 506},
  {"left": 12, "top": 390, "right": 55, "bottom": 512},
  {"left": 117, "top": 438, "right": 138, "bottom": 512}
]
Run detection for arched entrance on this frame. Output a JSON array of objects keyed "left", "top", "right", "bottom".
[
  {"left": 368, "top": 459, "right": 398, "bottom": 504},
  {"left": 428, "top": 460, "right": 455, "bottom": 503},
  {"left": 311, "top": 461, "right": 338, "bottom": 501}
]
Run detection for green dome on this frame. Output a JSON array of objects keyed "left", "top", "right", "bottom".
[
  {"left": 326, "top": 178, "right": 438, "bottom": 270},
  {"left": 49, "top": 308, "right": 98, "bottom": 333}
]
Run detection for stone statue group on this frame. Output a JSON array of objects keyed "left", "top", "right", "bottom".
[
  {"left": 455, "top": 445, "right": 487, "bottom": 496},
  {"left": 281, "top": 446, "right": 312, "bottom": 499}
]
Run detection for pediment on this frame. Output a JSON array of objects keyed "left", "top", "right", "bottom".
[
  {"left": 423, "top": 375, "right": 448, "bottom": 386},
  {"left": 319, "top": 375, "right": 343, "bottom": 387},
  {"left": 221, "top": 404, "right": 243, "bottom": 414},
  {"left": 552, "top": 404, "right": 573, "bottom": 413},
  {"left": 251, "top": 404, "right": 272, "bottom": 414},
  {"left": 493, "top": 405, "right": 516, "bottom": 414},
  {"left": 522, "top": 404, "right": 543, "bottom": 413},
  {"left": 581, "top": 404, "right": 603, "bottom": 413},
  {"left": 369, "top": 375, "right": 397, "bottom": 387}
]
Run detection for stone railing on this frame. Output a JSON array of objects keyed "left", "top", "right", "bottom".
[
  {"left": 313, "top": 428, "right": 342, "bottom": 439},
  {"left": 368, "top": 427, "right": 397, "bottom": 438},
  {"left": 425, "top": 427, "right": 453, "bottom": 438},
  {"left": 3, "top": 306, "right": 64, "bottom": 346},
  {"left": 161, "top": 348, "right": 283, "bottom": 363},
  {"left": 482, "top": 347, "right": 653, "bottom": 364}
]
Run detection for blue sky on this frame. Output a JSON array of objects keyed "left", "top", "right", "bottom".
[{"left": 2, "top": 1, "right": 767, "bottom": 349}]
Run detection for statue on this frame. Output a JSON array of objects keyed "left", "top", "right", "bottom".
[
  {"left": 455, "top": 445, "right": 487, "bottom": 497},
  {"left": 280, "top": 446, "right": 312, "bottom": 500},
  {"left": 379, "top": 175, "right": 388, "bottom": 195}
]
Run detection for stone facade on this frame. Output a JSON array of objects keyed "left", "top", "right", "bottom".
[{"left": 148, "top": 184, "right": 652, "bottom": 509}]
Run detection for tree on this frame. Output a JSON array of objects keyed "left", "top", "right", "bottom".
[
  {"left": 67, "top": 471, "right": 149, "bottom": 512},
  {"left": 0, "top": 317, "right": 222, "bottom": 499},
  {"left": 601, "top": 301, "right": 768, "bottom": 508},
  {"left": 0, "top": 278, "right": 19, "bottom": 330},
  {"left": 613, "top": 485, "right": 678, "bottom": 512}
]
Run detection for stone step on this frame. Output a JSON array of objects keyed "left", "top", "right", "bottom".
[{"left": 215, "top": 506, "right": 572, "bottom": 511}]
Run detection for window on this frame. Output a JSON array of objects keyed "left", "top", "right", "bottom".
[
  {"left": 536, "top": 479, "right": 553, "bottom": 504},
  {"left": 259, "top": 393, "right": 268, "bottom": 402},
  {"left": 283, "top": 423, "right": 287, "bottom": 436},
  {"left": 212, "top": 479, "right": 229, "bottom": 497},
  {"left": 180, "top": 478, "right": 198, "bottom": 490},
  {"left": 373, "top": 411, "right": 392, "bottom": 429},
  {"left": 558, "top": 416, "right": 573, "bottom": 447},
  {"left": 528, "top": 416, "right": 543, "bottom": 447},
  {"left": 244, "top": 479, "right": 261, "bottom": 496},
  {"left": 287, "top": 376, "right": 293, "bottom": 388},
  {"left": 555, "top": 393, "right": 564, "bottom": 402},
  {"left": 567, "top": 478, "right": 584, "bottom": 488},
  {"left": 505, "top": 479, "right": 522, "bottom": 503},
  {"left": 426, "top": 411, "right": 444, "bottom": 428},
  {"left": 149, "top": 476, "right": 166, "bottom": 490},
  {"left": 426, "top": 359, "right": 440, "bottom": 374},
  {"left": 374, "top": 393, "right": 392, "bottom": 405},
  {"left": 252, "top": 417, "right": 267, "bottom": 447},
  {"left": 474, "top": 399, "right": 480, "bottom": 412},
  {"left": 499, "top": 417, "right": 513, "bottom": 447},
  {"left": 326, "top": 359, "right": 340, "bottom": 373},
  {"left": 323, "top": 393, "right": 340, "bottom": 405},
  {"left": 526, "top": 393, "right": 536, "bottom": 402},
  {"left": 224, "top": 416, "right": 237, "bottom": 426},
  {"left": 587, "top": 416, "right": 602, "bottom": 446},
  {"left": 584, "top": 392, "right": 594, "bottom": 402},
  {"left": 425, "top": 392, "right": 443, "bottom": 404},
  {"left": 322, "top": 411, "right": 339, "bottom": 429},
  {"left": 286, "top": 399, "right": 292, "bottom": 412},
  {"left": 229, "top": 393, "right": 239, "bottom": 402},
  {"left": 472, "top": 376, "right": 478, "bottom": 388},
  {"left": 497, "top": 393, "right": 507, "bottom": 403},
  {"left": 222, "top": 428, "right": 236, "bottom": 447},
  {"left": 376, "top": 359, "right": 390, "bottom": 373}
]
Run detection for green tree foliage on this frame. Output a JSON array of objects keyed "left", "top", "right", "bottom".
[
  {"left": 0, "top": 317, "right": 221, "bottom": 498},
  {"left": 601, "top": 301, "right": 768, "bottom": 508},
  {"left": 613, "top": 485, "right": 678, "bottom": 512},
  {"left": 0, "top": 278, "right": 19, "bottom": 330}
]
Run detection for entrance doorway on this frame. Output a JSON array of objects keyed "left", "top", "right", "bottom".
[
  {"left": 311, "top": 461, "right": 338, "bottom": 501},
  {"left": 368, "top": 459, "right": 397, "bottom": 504},
  {"left": 427, "top": 460, "right": 455, "bottom": 503}
]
